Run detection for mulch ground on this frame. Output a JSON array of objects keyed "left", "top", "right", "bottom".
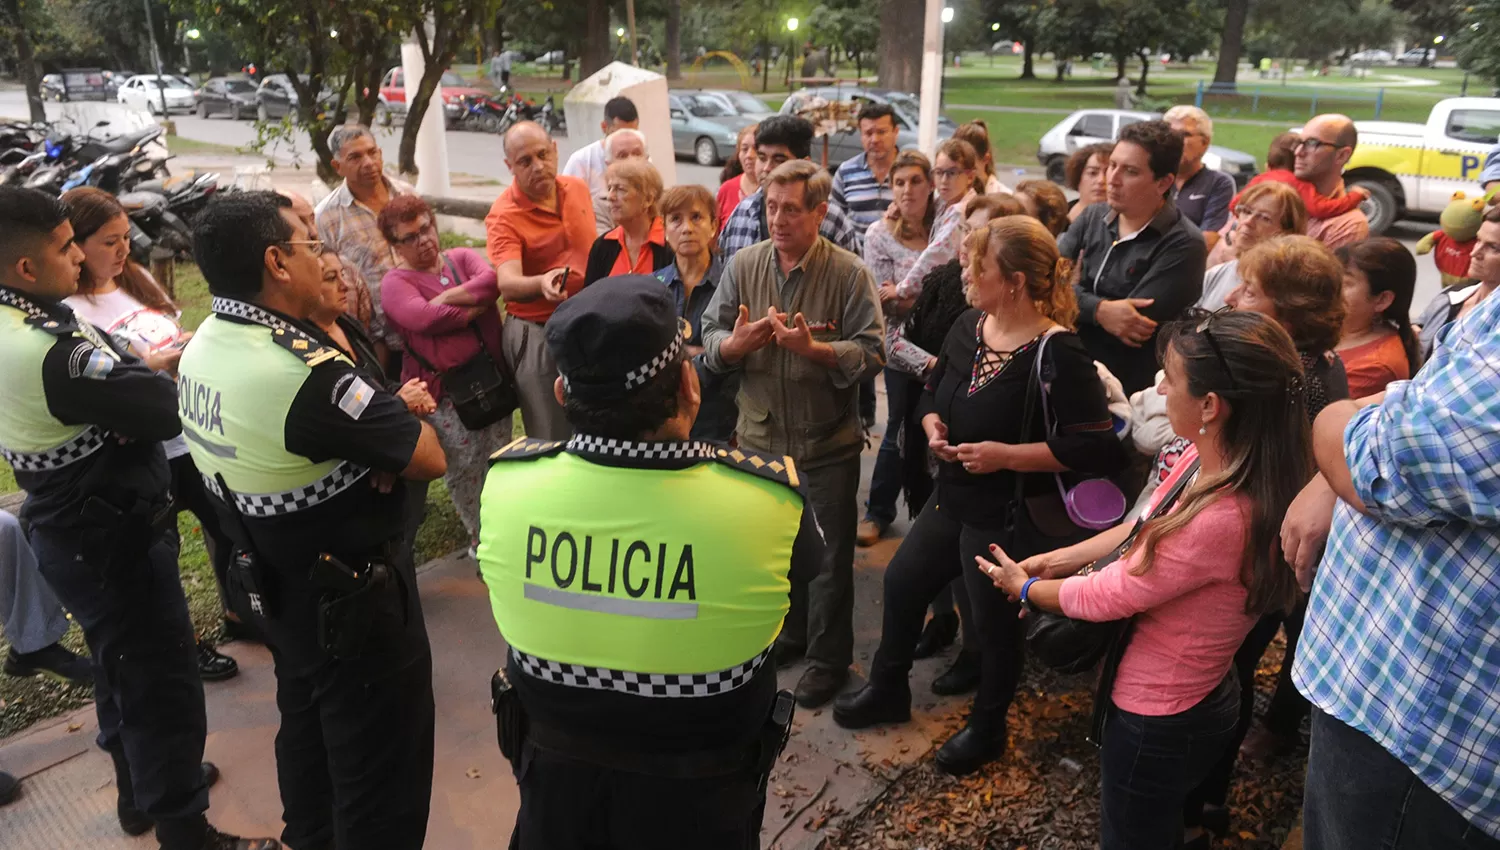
[{"left": 825, "top": 637, "right": 1307, "bottom": 850}]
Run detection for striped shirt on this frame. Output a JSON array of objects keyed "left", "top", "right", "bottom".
[
  {"left": 719, "top": 186, "right": 860, "bottom": 264},
  {"left": 1294, "top": 290, "right": 1500, "bottom": 839},
  {"left": 830, "top": 153, "right": 894, "bottom": 252}
]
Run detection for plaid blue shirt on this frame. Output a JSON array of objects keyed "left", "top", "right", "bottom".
[
  {"left": 1294, "top": 291, "right": 1500, "bottom": 839},
  {"left": 830, "top": 153, "right": 894, "bottom": 253},
  {"left": 718, "top": 186, "right": 860, "bottom": 264}
]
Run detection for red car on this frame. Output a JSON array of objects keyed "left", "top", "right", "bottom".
[{"left": 375, "top": 67, "right": 487, "bottom": 128}]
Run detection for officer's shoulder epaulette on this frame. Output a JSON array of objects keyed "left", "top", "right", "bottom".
[
  {"left": 23, "top": 314, "right": 79, "bottom": 336},
  {"left": 489, "top": 437, "right": 566, "bottom": 464},
  {"left": 267, "top": 326, "right": 343, "bottom": 367},
  {"left": 708, "top": 444, "right": 802, "bottom": 492}
]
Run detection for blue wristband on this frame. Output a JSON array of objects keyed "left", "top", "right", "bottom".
[{"left": 1019, "top": 576, "right": 1040, "bottom": 610}]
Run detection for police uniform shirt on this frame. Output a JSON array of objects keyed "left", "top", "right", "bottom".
[
  {"left": 0, "top": 285, "right": 180, "bottom": 528},
  {"left": 188, "top": 305, "right": 422, "bottom": 672}
]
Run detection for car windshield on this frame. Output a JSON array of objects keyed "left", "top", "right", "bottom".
[
  {"left": 724, "top": 91, "right": 771, "bottom": 113},
  {"left": 689, "top": 97, "right": 734, "bottom": 117},
  {"left": 225, "top": 80, "right": 256, "bottom": 93},
  {"left": 883, "top": 92, "right": 921, "bottom": 116}
]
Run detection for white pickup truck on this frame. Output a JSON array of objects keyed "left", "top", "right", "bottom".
[{"left": 1343, "top": 96, "right": 1500, "bottom": 234}]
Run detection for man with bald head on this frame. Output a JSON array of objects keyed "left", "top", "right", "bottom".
[
  {"left": 587, "top": 128, "right": 649, "bottom": 234},
  {"left": 484, "top": 120, "right": 593, "bottom": 440},
  {"left": 1296, "top": 114, "right": 1369, "bottom": 250}
]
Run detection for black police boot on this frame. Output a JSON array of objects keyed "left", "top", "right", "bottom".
[
  {"left": 793, "top": 665, "right": 848, "bottom": 708},
  {"left": 118, "top": 762, "right": 221, "bottom": 836},
  {"left": 931, "top": 649, "right": 981, "bottom": 696},
  {"left": 833, "top": 677, "right": 911, "bottom": 729},
  {"left": 911, "top": 612, "right": 959, "bottom": 660},
  {"left": 934, "top": 721, "right": 1007, "bottom": 776},
  {"left": 0, "top": 771, "right": 19, "bottom": 807},
  {"left": 197, "top": 640, "right": 239, "bottom": 682},
  {"left": 4, "top": 643, "right": 92, "bottom": 685}
]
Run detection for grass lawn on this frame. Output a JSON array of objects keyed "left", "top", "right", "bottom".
[
  {"left": 164, "top": 135, "right": 245, "bottom": 157},
  {"left": 0, "top": 256, "right": 475, "bottom": 737}
]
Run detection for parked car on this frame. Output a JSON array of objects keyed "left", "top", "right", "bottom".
[
  {"left": 196, "top": 76, "right": 258, "bottom": 120},
  {"left": 1340, "top": 96, "right": 1500, "bottom": 233},
  {"left": 694, "top": 88, "right": 776, "bottom": 119},
  {"left": 1396, "top": 48, "right": 1436, "bottom": 67},
  {"left": 255, "top": 74, "right": 338, "bottom": 121},
  {"left": 1036, "top": 108, "right": 1258, "bottom": 188},
  {"left": 117, "top": 74, "right": 196, "bottom": 114},
  {"left": 42, "top": 68, "right": 109, "bottom": 102},
  {"left": 376, "top": 67, "right": 487, "bottom": 128},
  {"left": 778, "top": 86, "right": 955, "bottom": 170},
  {"left": 668, "top": 92, "right": 754, "bottom": 166},
  {"left": 537, "top": 50, "right": 566, "bottom": 65},
  {"left": 103, "top": 70, "right": 137, "bottom": 97},
  {"left": 1347, "top": 49, "right": 1394, "bottom": 65}
]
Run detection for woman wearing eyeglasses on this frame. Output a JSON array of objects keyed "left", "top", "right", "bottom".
[
  {"left": 1198, "top": 182, "right": 1306, "bottom": 312},
  {"left": 377, "top": 195, "right": 509, "bottom": 556},
  {"left": 978, "top": 310, "right": 1311, "bottom": 850}
]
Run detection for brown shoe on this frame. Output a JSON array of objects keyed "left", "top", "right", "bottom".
[
  {"left": 856, "top": 519, "right": 885, "bottom": 547},
  {"left": 1239, "top": 721, "right": 1297, "bottom": 764}
]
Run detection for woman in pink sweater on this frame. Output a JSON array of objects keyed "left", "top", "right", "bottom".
[{"left": 979, "top": 310, "right": 1311, "bottom": 850}]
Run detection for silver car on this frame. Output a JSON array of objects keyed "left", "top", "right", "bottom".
[
  {"left": 668, "top": 92, "right": 755, "bottom": 166},
  {"left": 778, "top": 87, "right": 955, "bottom": 170},
  {"left": 1036, "top": 108, "right": 1258, "bottom": 188}
]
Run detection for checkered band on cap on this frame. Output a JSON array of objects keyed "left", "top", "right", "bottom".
[
  {"left": 566, "top": 435, "right": 717, "bottom": 461},
  {"left": 512, "top": 646, "right": 771, "bottom": 698},
  {"left": 622, "top": 330, "right": 683, "bottom": 391},
  {"left": 0, "top": 426, "right": 106, "bottom": 472},
  {"left": 202, "top": 461, "right": 370, "bottom": 517}
]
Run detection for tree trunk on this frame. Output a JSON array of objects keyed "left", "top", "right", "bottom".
[
  {"left": 1136, "top": 50, "right": 1150, "bottom": 95},
  {"left": 1, "top": 0, "right": 46, "bottom": 122},
  {"left": 1055, "top": 55, "right": 1067, "bottom": 82},
  {"left": 876, "top": 0, "right": 923, "bottom": 92},
  {"left": 1213, "top": 0, "right": 1248, "bottom": 87},
  {"left": 580, "top": 0, "right": 611, "bottom": 78},
  {"left": 665, "top": 0, "right": 681, "bottom": 80},
  {"left": 398, "top": 67, "right": 446, "bottom": 177},
  {"left": 1115, "top": 53, "right": 1128, "bottom": 81},
  {"left": 1020, "top": 39, "right": 1035, "bottom": 79},
  {"left": 493, "top": 9, "right": 505, "bottom": 55}
]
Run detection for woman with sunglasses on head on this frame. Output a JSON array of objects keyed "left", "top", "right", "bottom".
[
  {"left": 378, "top": 195, "right": 508, "bottom": 557},
  {"left": 978, "top": 310, "right": 1311, "bottom": 850},
  {"left": 834, "top": 217, "right": 1128, "bottom": 777}
]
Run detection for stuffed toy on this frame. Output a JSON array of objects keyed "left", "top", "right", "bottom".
[{"left": 1416, "top": 190, "right": 1493, "bottom": 285}]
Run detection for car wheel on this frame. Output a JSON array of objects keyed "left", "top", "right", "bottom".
[
  {"left": 1351, "top": 178, "right": 1399, "bottom": 236},
  {"left": 694, "top": 137, "right": 720, "bottom": 167},
  {"left": 375, "top": 103, "right": 391, "bottom": 127},
  {"left": 257, "top": 103, "right": 269, "bottom": 122},
  {"left": 196, "top": 102, "right": 208, "bottom": 119},
  {"left": 1045, "top": 155, "right": 1067, "bottom": 184}
]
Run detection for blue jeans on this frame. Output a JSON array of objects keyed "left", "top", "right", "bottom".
[
  {"left": 1100, "top": 673, "right": 1239, "bottom": 850},
  {"left": 864, "top": 368, "right": 912, "bottom": 528},
  {"left": 1303, "top": 710, "right": 1500, "bottom": 850}
]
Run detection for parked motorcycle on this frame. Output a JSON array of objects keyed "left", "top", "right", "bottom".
[{"left": 454, "top": 94, "right": 509, "bottom": 134}]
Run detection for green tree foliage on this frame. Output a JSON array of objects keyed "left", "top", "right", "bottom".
[
  {"left": 808, "top": 0, "right": 879, "bottom": 78},
  {"left": 1454, "top": 0, "right": 1500, "bottom": 88},
  {"left": 396, "top": 0, "right": 498, "bottom": 176},
  {"left": 1247, "top": 0, "right": 1410, "bottom": 63}
]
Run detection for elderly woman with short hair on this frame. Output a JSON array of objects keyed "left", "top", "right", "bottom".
[{"left": 584, "top": 157, "right": 674, "bottom": 284}]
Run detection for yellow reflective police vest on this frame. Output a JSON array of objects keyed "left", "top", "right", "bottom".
[
  {"left": 177, "top": 298, "right": 365, "bottom": 515},
  {"left": 479, "top": 437, "right": 805, "bottom": 690},
  {"left": 0, "top": 288, "right": 114, "bottom": 470}
]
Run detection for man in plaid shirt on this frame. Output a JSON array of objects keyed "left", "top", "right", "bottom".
[
  {"left": 718, "top": 115, "right": 859, "bottom": 263},
  {"left": 1286, "top": 234, "right": 1500, "bottom": 847}
]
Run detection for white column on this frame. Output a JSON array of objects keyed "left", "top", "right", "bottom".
[
  {"left": 402, "top": 35, "right": 451, "bottom": 196},
  {"left": 916, "top": 0, "right": 945, "bottom": 156}
]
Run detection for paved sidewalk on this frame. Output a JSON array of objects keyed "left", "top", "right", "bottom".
[{"left": 0, "top": 399, "right": 982, "bottom": 850}]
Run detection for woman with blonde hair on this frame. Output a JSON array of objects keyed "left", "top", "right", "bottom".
[
  {"left": 584, "top": 157, "right": 673, "bottom": 284},
  {"left": 1198, "top": 181, "right": 1307, "bottom": 311},
  {"left": 835, "top": 216, "right": 1129, "bottom": 777}
]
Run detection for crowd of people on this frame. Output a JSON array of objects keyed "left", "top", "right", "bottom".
[{"left": 0, "top": 87, "right": 1496, "bottom": 850}]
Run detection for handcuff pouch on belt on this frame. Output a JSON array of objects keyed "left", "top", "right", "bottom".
[
  {"left": 80, "top": 493, "right": 175, "bottom": 572},
  {"left": 312, "top": 552, "right": 397, "bottom": 660},
  {"left": 212, "top": 474, "right": 280, "bottom": 620}
]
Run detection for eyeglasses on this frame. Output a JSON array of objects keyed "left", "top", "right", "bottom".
[
  {"left": 1235, "top": 206, "right": 1277, "bottom": 226},
  {"left": 1196, "top": 306, "right": 1239, "bottom": 391},
  {"left": 1294, "top": 138, "right": 1347, "bottom": 153},
  {"left": 390, "top": 223, "right": 435, "bottom": 248},
  {"left": 932, "top": 167, "right": 963, "bottom": 180},
  {"left": 280, "top": 239, "right": 325, "bottom": 256}
]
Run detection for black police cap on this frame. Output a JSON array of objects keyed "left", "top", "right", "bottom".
[{"left": 545, "top": 274, "right": 685, "bottom": 403}]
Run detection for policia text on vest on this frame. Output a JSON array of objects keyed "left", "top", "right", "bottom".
[{"left": 523, "top": 526, "right": 699, "bottom": 613}]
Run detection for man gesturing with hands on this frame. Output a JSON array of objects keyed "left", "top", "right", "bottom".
[{"left": 703, "top": 159, "right": 885, "bottom": 709}]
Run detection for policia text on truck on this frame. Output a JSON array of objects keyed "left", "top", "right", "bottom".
[{"left": 479, "top": 276, "right": 823, "bottom": 849}]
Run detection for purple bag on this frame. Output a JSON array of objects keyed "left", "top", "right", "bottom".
[{"left": 1036, "top": 331, "right": 1126, "bottom": 531}]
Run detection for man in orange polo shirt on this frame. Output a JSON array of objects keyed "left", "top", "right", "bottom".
[{"left": 485, "top": 121, "right": 594, "bottom": 440}]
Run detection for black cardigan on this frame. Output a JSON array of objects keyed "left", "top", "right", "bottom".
[{"left": 583, "top": 234, "right": 675, "bottom": 286}]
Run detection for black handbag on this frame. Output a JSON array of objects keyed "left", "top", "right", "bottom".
[
  {"left": 1024, "top": 456, "right": 1201, "bottom": 674},
  {"left": 402, "top": 256, "right": 518, "bottom": 430}
]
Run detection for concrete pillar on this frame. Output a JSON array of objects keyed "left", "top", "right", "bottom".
[{"left": 916, "top": 0, "right": 945, "bottom": 156}]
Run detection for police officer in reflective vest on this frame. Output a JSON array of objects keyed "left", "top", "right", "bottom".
[
  {"left": 178, "top": 192, "right": 448, "bottom": 850},
  {"left": 0, "top": 188, "right": 278, "bottom": 850},
  {"left": 480, "top": 275, "right": 822, "bottom": 849}
]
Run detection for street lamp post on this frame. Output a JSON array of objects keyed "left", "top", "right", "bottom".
[
  {"left": 784, "top": 17, "right": 798, "bottom": 90},
  {"left": 990, "top": 22, "right": 999, "bottom": 67}
]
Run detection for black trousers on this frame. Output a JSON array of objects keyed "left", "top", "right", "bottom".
[
  {"left": 267, "top": 564, "right": 436, "bottom": 850},
  {"left": 30, "top": 525, "right": 209, "bottom": 830},
  {"left": 508, "top": 742, "right": 763, "bottom": 850},
  {"left": 169, "top": 454, "right": 236, "bottom": 621},
  {"left": 869, "top": 494, "right": 1027, "bottom": 733}
]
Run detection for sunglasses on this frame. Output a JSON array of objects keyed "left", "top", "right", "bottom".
[{"left": 1195, "top": 306, "right": 1239, "bottom": 391}]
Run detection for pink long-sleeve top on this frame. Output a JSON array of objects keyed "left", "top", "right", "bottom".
[
  {"left": 1058, "top": 456, "right": 1257, "bottom": 716},
  {"left": 380, "top": 247, "right": 502, "bottom": 403}
]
